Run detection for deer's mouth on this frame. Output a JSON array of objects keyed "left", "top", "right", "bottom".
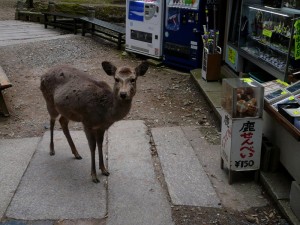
[
  {"left": 120, "top": 92, "right": 127, "bottom": 99},
  {"left": 118, "top": 93, "right": 132, "bottom": 101}
]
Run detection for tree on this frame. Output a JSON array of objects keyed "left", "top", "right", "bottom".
[{"left": 25, "top": 0, "right": 34, "bottom": 8}]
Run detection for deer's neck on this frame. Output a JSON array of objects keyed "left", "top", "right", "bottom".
[{"left": 111, "top": 98, "right": 132, "bottom": 122}]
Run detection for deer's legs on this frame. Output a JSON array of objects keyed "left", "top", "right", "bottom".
[
  {"left": 59, "top": 116, "right": 82, "bottom": 159},
  {"left": 50, "top": 118, "right": 56, "bottom": 156},
  {"left": 96, "top": 130, "right": 109, "bottom": 176},
  {"left": 84, "top": 127, "right": 99, "bottom": 183},
  {"left": 47, "top": 102, "right": 59, "bottom": 156}
]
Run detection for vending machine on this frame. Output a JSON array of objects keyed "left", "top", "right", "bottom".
[
  {"left": 163, "top": 0, "right": 209, "bottom": 70},
  {"left": 125, "top": 0, "right": 165, "bottom": 58}
]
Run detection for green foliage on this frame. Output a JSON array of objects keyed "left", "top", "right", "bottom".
[
  {"left": 25, "top": 0, "right": 33, "bottom": 8},
  {"left": 55, "top": 3, "right": 88, "bottom": 15},
  {"left": 58, "top": 0, "right": 126, "bottom": 3},
  {"left": 94, "top": 5, "right": 125, "bottom": 23},
  {"left": 59, "top": 0, "right": 110, "bottom": 3},
  {"left": 32, "top": 2, "right": 48, "bottom": 12},
  {"left": 21, "top": 0, "right": 126, "bottom": 22}
]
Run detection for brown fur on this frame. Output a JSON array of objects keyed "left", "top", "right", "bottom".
[{"left": 40, "top": 61, "right": 148, "bottom": 183}]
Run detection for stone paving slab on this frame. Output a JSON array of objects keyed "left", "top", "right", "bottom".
[
  {"left": 0, "top": 20, "right": 72, "bottom": 46},
  {"left": 0, "top": 137, "right": 40, "bottom": 219},
  {"left": 261, "top": 171, "right": 291, "bottom": 200},
  {"left": 107, "top": 120, "right": 174, "bottom": 225},
  {"left": 151, "top": 126, "right": 221, "bottom": 207},
  {"left": 6, "top": 131, "right": 107, "bottom": 220},
  {"left": 181, "top": 126, "right": 269, "bottom": 211}
]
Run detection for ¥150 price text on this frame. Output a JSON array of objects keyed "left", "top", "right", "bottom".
[{"left": 235, "top": 160, "right": 254, "bottom": 168}]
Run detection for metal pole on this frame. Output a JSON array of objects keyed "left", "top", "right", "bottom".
[{"left": 213, "top": 4, "right": 217, "bottom": 53}]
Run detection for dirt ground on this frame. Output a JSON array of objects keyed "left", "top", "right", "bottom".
[
  {"left": 0, "top": 36, "right": 220, "bottom": 140},
  {"left": 0, "top": 1, "right": 291, "bottom": 225},
  {"left": 0, "top": 35, "right": 290, "bottom": 225}
]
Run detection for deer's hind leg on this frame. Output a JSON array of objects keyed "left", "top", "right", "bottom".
[
  {"left": 46, "top": 102, "right": 59, "bottom": 156},
  {"left": 84, "top": 126, "right": 99, "bottom": 183},
  {"left": 59, "top": 116, "right": 82, "bottom": 159}
]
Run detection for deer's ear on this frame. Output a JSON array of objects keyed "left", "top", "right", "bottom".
[
  {"left": 135, "top": 61, "right": 148, "bottom": 76},
  {"left": 102, "top": 61, "right": 117, "bottom": 76}
]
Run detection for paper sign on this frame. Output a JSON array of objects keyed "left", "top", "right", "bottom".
[
  {"left": 293, "top": 110, "right": 300, "bottom": 115},
  {"left": 276, "top": 79, "right": 289, "bottom": 87},
  {"left": 228, "top": 47, "right": 236, "bottom": 64},
  {"left": 263, "top": 29, "right": 273, "bottom": 38},
  {"left": 294, "top": 20, "right": 300, "bottom": 35},
  {"left": 242, "top": 78, "right": 253, "bottom": 83},
  {"left": 281, "top": 91, "right": 288, "bottom": 95},
  {"left": 295, "top": 35, "right": 300, "bottom": 60}
]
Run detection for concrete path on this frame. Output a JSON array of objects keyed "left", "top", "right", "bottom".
[
  {"left": 181, "top": 126, "right": 269, "bottom": 211},
  {"left": 0, "top": 120, "right": 272, "bottom": 224},
  {"left": 0, "top": 137, "right": 40, "bottom": 219},
  {"left": 107, "top": 120, "right": 173, "bottom": 225},
  {"left": 0, "top": 20, "right": 73, "bottom": 46},
  {"left": 6, "top": 131, "right": 107, "bottom": 220},
  {"left": 1, "top": 121, "right": 174, "bottom": 224},
  {"left": 151, "top": 126, "right": 221, "bottom": 207}
]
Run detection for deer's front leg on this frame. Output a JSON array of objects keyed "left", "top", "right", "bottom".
[
  {"left": 96, "top": 129, "right": 110, "bottom": 176},
  {"left": 84, "top": 127, "right": 99, "bottom": 183},
  {"left": 50, "top": 118, "right": 56, "bottom": 156}
]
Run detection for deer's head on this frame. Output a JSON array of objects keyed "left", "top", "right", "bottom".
[{"left": 102, "top": 61, "right": 148, "bottom": 101}]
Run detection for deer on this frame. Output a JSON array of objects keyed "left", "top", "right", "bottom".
[{"left": 40, "top": 61, "right": 149, "bottom": 183}]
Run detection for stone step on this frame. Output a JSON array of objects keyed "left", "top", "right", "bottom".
[
  {"left": 6, "top": 131, "right": 107, "bottom": 220},
  {"left": 151, "top": 126, "right": 221, "bottom": 207},
  {"left": 0, "top": 34, "right": 74, "bottom": 47},
  {"left": 0, "top": 137, "right": 40, "bottom": 219},
  {"left": 107, "top": 120, "right": 174, "bottom": 225},
  {"left": 0, "top": 20, "right": 43, "bottom": 26},
  {"left": 0, "top": 20, "right": 70, "bottom": 46},
  {"left": 3, "top": 121, "right": 174, "bottom": 224},
  {"left": 180, "top": 126, "right": 269, "bottom": 211}
]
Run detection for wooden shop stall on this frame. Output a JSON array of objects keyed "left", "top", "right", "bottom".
[{"left": 223, "top": 0, "right": 300, "bottom": 220}]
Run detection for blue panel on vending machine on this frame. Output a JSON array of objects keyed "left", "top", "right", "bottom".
[{"left": 128, "top": 1, "right": 144, "bottom": 21}]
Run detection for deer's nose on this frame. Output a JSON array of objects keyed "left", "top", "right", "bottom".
[{"left": 120, "top": 92, "right": 127, "bottom": 99}]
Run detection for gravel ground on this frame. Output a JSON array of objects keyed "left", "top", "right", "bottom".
[
  {"left": 0, "top": 35, "right": 220, "bottom": 139},
  {"left": 0, "top": 2, "right": 292, "bottom": 225},
  {"left": 0, "top": 0, "right": 17, "bottom": 20}
]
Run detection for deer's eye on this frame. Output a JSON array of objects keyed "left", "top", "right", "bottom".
[
  {"left": 115, "top": 78, "right": 120, "bottom": 83},
  {"left": 130, "top": 79, "right": 136, "bottom": 83}
]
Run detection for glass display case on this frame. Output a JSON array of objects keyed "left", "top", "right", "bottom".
[
  {"left": 224, "top": 0, "right": 261, "bottom": 72},
  {"left": 283, "top": 0, "right": 300, "bottom": 10},
  {"left": 239, "top": 4, "right": 300, "bottom": 81},
  {"left": 221, "top": 78, "right": 264, "bottom": 118},
  {"left": 225, "top": 0, "right": 243, "bottom": 72}
]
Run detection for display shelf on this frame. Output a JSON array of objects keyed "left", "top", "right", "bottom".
[
  {"left": 264, "top": 101, "right": 300, "bottom": 141},
  {"left": 240, "top": 47, "right": 287, "bottom": 72},
  {"left": 264, "top": 88, "right": 291, "bottom": 103},
  {"left": 239, "top": 49, "right": 285, "bottom": 80},
  {"left": 249, "top": 35, "right": 289, "bottom": 55},
  {"left": 239, "top": 4, "right": 300, "bottom": 81}
]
